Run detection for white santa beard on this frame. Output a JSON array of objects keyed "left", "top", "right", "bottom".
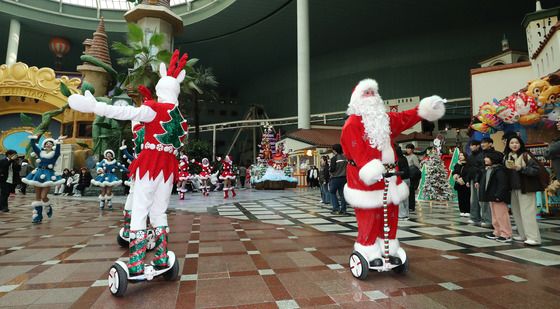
[{"left": 348, "top": 96, "right": 391, "bottom": 150}]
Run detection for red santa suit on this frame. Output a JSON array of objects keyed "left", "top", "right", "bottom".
[
  {"left": 341, "top": 78, "right": 445, "bottom": 263},
  {"left": 178, "top": 156, "right": 191, "bottom": 182},
  {"left": 218, "top": 155, "right": 236, "bottom": 198}
]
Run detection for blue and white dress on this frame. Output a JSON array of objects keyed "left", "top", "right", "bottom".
[
  {"left": 91, "top": 159, "right": 129, "bottom": 187},
  {"left": 22, "top": 138, "right": 65, "bottom": 187}
]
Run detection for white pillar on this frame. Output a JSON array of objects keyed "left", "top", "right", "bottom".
[
  {"left": 5, "top": 19, "right": 21, "bottom": 65},
  {"left": 297, "top": 0, "right": 310, "bottom": 129}
]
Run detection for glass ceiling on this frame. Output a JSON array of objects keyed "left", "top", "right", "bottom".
[{"left": 50, "top": 0, "right": 191, "bottom": 10}]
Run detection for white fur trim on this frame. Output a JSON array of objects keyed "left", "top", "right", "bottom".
[
  {"left": 40, "top": 151, "right": 55, "bottom": 159},
  {"left": 119, "top": 145, "right": 127, "bottom": 150},
  {"left": 41, "top": 138, "right": 56, "bottom": 148},
  {"left": 350, "top": 79, "right": 379, "bottom": 104},
  {"left": 354, "top": 242, "right": 381, "bottom": 262},
  {"left": 359, "top": 159, "right": 385, "bottom": 185},
  {"left": 31, "top": 201, "right": 43, "bottom": 207},
  {"left": 104, "top": 150, "right": 115, "bottom": 158},
  {"left": 98, "top": 195, "right": 105, "bottom": 201},
  {"left": 22, "top": 178, "right": 65, "bottom": 187},
  {"left": 344, "top": 181, "right": 409, "bottom": 209},
  {"left": 91, "top": 179, "right": 122, "bottom": 187},
  {"left": 418, "top": 95, "right": 446, "bottom": 122},
  {"left": 103, "top": 159, "right": 116, "bottom": 165},
  {"left": 387, "top": 238, "right": 400, "bottom": 256},
  {"left": 105, "top": 194, "right": 113, "bottom": 200},
  {"left": 381, "top": 145, "right": 395, "bottom": 164}
]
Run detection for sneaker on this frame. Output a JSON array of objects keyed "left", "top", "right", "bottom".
[
  {"left": 398, "top": 216, "right": 409, "bottom": 221},
  {"left": 512, "top": 225, "right": 517, "bottom": 231},
  {"left": 481, "top": 222, "right": 492, "bottom": 228},
  {"left": 464, "top": 213, "right": 470, "bottom": 217},
  {"left": 330, "top": 210, "right": 339, "bottom": 215},
  {"left": 485, "top": 234, "right": 498, "bottom": 240},
  {"left": 513, "top": 236, "right": 524, "bottom": 241},
  {"left": 467, "top": 219, "right": 477, "bottom": 225},
  {"left": 524, "top": 239, "right": 541, "bottom": 246},
  {"left": 496, "top": 237, "right": 512, "bottom": 243}
]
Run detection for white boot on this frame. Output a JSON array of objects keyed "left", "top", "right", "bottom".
[{"left": 99, "top": 195, "right": 105, "bottom": 209}]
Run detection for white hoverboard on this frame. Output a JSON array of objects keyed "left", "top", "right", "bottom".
[
  {"left": 348, "top": 168, "right": 409, "bottom": 280},
  {"left": 108, "top": 251, "right": 179, "bottom": 296}
]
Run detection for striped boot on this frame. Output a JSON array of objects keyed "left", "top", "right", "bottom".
[
  {"left": 122, "top": 210, "right": 132, "bottom": 239},
  {"left": 127, "top": 230, "right": 147, "bottom": 276},
  {"left": 152, "top": 226, "right": 169, "bottom": 269}
]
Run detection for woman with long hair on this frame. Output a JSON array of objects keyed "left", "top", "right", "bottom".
[
  {"left": 503, "top": 136, "right": 543, "bottom": 246},
  {"left": 452, "top": 151, "right": 470, "bottom": 217}
]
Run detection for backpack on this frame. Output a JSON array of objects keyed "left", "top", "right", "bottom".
[{"left": 523, "top": 152, "right": 550, "bottom": 188}]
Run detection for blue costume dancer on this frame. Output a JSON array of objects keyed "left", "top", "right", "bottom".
[
  {"left": 22, "top": 136, "right": 65, "bottom": 223},
  {"left": 92, "top": 149, "right": 128, "bottom": 209}
]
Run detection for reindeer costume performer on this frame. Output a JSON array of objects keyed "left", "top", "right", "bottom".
[
  {"left": 69, "top": 50, "right": 189, "bottom": 276},
  {"left": 342, "top": 79, "right": 445, "bottom": 271}
]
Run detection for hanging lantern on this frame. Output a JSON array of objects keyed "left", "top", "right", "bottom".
[{"left": 49, "top": 37, "right": 71, "bottom": 70}]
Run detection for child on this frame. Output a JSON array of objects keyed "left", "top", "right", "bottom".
[{"left": 479, "top": 151, "right": 512, "bottom": 242}]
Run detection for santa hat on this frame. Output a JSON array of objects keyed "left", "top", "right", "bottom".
[
  {"left": 104, "top": 149, "right": 115, "bottom": 158},
  {"left": 350, "top": 79, "right": 379, "bottom": 104},
  {"left": 41, "top": 138, "right": 56, "bottom": 149},
  {"left": 225, "top": 155, "right": 233, "bottom": 163}
]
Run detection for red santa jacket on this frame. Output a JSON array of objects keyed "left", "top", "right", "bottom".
[{"left": 341, "top": 107, "right": 422, "bottom": 209}]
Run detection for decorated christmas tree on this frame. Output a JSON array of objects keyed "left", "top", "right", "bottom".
[
  {"left": 155, "top": 106, "right": 188, "bottom": 148},
  {"left": 421, "top": 151, "right": 453, "bottom": 201},
  {"left": 258, "top": 126, "right": 277, "bottom": 164}
]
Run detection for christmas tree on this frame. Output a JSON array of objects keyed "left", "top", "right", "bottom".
[
  {"left": 421, "top": 151, "right": 453, "bottom": 201},
  {"left": 258, "top": 126, "right": 277, "bottom": 164},
  {"left": 155, "top": 106, "right": 188, "bottom": 148}
]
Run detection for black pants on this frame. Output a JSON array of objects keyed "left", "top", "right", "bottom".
[
  {"left": 19, "top": 183, "right": 27, "bottom": 194},
  {"left": 0, "top": 182, "right": 15, "bottom": 210},
  {"left": 457, "top": 186, "right": 471, "bottom": 213},
  {"left": 408, "top": 175, "right": 420, "bottom": 211},
  {"left": 240, "top": 177, "right": 246, "bottom": 188}
]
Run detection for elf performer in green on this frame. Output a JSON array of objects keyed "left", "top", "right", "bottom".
[{"left": 69, "top": 50, "right": 189, "bottom": 276}]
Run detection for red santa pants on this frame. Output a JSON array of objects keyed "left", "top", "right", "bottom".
[{"left": 354, "top": 205, "right": 399, "bottom": 245}]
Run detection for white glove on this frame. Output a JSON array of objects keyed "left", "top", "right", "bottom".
[
  {"left": 418, "top": 95, "right": 446, "bottom": 122},
  {"left": 68, "top": 90, "right": 99, "bottom": 113}
]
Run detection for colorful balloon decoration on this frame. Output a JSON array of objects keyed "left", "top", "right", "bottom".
[{"left": 471, "top": 73, "right": 560, "bottom": 134}]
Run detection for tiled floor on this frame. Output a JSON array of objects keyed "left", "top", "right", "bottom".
[{"left": 0, "top": 189, "right": 559, "bottom": 308}]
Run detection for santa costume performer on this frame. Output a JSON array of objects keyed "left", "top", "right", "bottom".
[
  {"left": 218, "top": 155, "right": 236, "bottom": 198},
  {"left": 68, "top": 50, "right": 189, "bottom": 276},
  {"left": 341, "top": 79, "right": 445, "bottom": 268},
  {"left": 23, "top": 136, "right": 66, "bottom": 223},
  {"left": 92, "top": 149, "right": 128, "bottom": 210},
  {"left": 177, "top": 154, "right": 191, "bottom": 200},
  {"left": 192, "top": 158, "right": 213, "bottom": 196}
]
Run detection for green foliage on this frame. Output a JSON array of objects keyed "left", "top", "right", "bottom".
[
  {"left": 112, "top": 24, "right": 173, "bottom": 91},
  {"left": 77, "top": 142, "right": 90, "bottom": 149},
  {"left": 127, "top": 23, "right": 144, "bottom": 43},
  {"left": 81, "top": 81, "right": 95, "bottom": 95},
  {"left": 80, "top": 55, "right": 118, "bottom": 81},
  {"left": 60, "top": 82, "right": 72, "bottom": 97},
  {"left": 185, "top": 139, "right": 212, "bottom": 161},
  {"left": 20, "top": 113, "right": 34, "bottom": 127}
]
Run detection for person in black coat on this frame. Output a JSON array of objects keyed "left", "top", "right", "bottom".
[
  {"left": 452, "top": 151, "right": 470, "bottom": 217},
  {"left": 396, "top": 146, "right": 411, "bottom": 220},
  {"left": 478, "top": 151, "right": 512, "bottom": 242},
  {"left": 0, "top": 150, "right": 20, "bottom": 212},
  {"left": 75, "top": 167, "right": 92, "bottom": 197}
]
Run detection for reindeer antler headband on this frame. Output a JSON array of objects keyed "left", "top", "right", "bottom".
[{"left": 166, "top": 49, "right": 189, "bottom": 78}]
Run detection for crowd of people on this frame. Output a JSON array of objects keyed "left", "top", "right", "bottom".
[{"left": 313, "top": 133, "right": 546, "bottom": 246}]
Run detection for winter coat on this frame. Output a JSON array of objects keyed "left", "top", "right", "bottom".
[
  {"left": 329, "top": 154, "right": 347, "bottom": 178},
  {"left": 452, "top": 162, "right": 469, "bottom": 190},
  {"left": 319, "top": 164, "right": 330, "bottom": 184},
  {"left": 397, "top": 156, "right": 410, "bottom": 180},
  {"left": 77, "top": 172, "right": 92, "bottom": 189},
  {"left": 478, "top": 164, "right": 510, "bottom": 203},
  {"left": 465, "top": 149, "right": 483, "bottom": 183},
  {"left": 0, "top": 158, "right": 21, "bottom": 185},
  {"left": 505, "top": 152, "right": 545, "bottom": 193},
  {"left": 546, "top": 140, "right": 560, "bottom": 178}
]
